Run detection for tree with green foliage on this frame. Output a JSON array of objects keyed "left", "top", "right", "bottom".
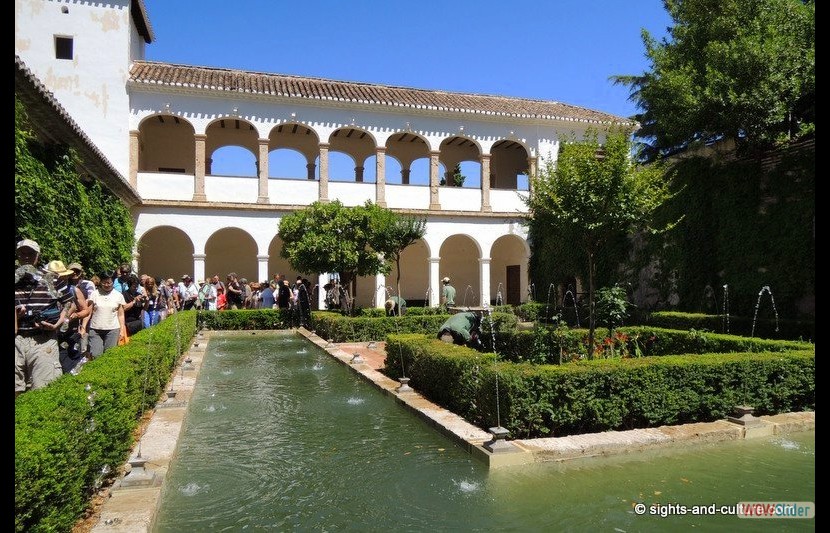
[
  {"left": 612, "top": 0, "right": 814, "bottom": 161},
  {"left": 15, "top": 97, "right": 134, "bottom": 272},
  {"left": 527, "top": 129, "right": 674, "bottom": 357},
  {"left": 440, "top": 163, "right": 465, "bottom": 187},
  {"left": 278, "top": 201, "right": 425, "bottom": 306},
  {"left": 371, "top": 210, "right": 427, "bottom": 299}
]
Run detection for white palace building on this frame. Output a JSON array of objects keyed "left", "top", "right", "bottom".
[{"left": 15, "top": 0, "right": 630, "bottom": 309}]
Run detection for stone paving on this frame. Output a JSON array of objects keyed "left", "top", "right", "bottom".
[{"left": 87, "top": 328, "right": 815, "bottom": 532}]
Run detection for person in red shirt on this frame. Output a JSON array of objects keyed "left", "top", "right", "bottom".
[{"left": 216, "top": 286, "right": 227, "bottom": 311}]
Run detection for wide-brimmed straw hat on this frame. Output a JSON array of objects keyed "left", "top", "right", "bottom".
[{"left": 47, "top": 260, "right": 74, "bottom": 277}]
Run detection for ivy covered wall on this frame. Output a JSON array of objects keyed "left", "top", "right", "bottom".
[
  {"left": 641, "top": 144, "right": 815, "bottom": 319},
  {"left": 15, "top": 97, "right": 135, "bottom": 272},
  {"left": 528, "top": 142, "right": 815, "bottom": 320}
]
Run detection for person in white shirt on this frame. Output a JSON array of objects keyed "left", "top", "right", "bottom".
[
  {"left": 80, "top": 270, "right": 127, "bottom": 358},
  {"left": 178, "top": 275, "right": 199, "bottom": 310}
]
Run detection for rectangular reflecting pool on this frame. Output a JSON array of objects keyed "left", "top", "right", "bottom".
[{"left": 154, "top": 332, "right": 814, "bottom": 531}]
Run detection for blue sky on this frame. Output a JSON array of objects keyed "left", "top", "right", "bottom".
[{"left": 141, "top": 0, "right": 673, "bottom": 181}]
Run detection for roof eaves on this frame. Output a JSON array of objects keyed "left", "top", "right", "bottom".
[{"left": 15, "top": 55, "right": 141, "bottom": 206}]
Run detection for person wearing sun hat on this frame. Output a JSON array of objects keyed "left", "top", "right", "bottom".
[
  {"left": 15, "top": 240, "right": 71, "bottom": 396},
  {"left": 178, "top": 274, "right": 199, "bottom": 310},
  {"left": 47, "top": 260, "right": 92, "bottom": 374},
  {"left": 67, "top": 262, "right": 95, "bottom": 299}
]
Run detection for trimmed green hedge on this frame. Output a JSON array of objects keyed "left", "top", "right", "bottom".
[
  {"left": 385, "top": 334, "right": 815, "bottom": 438},
  {"left": 313, "top": 310, "right": 518, "bottom": 343},
  {"left": 198, "top": 308, "right": 295, "bottom": 330},
  {"left": 492, "top": 325, "right": 814, "bottom": 365},
  {"left": 15, "top": 312, "right": 196, "bottom": 533},
  {"left": 313, "top": 311, "right": 450, "bottom": 342},
  {"left": 648, "top": 311, "right": 814, "bottom": 341}
]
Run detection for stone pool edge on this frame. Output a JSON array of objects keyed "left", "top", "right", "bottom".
[{"left": 87, "top": 328, "right": 814, "bottom": 532}]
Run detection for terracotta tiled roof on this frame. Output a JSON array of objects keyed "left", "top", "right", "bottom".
[
  {"left": 129, "top": 61, "right": 632, "bottom": 125},
  {"left": 15, "top": 56, "right": 141, "bottom": 206}
]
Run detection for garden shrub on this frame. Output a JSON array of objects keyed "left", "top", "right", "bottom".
[
  {"left": 384, "top": 333, "right": 814, "bottom": 439},
  {"left": 15, "top": 312, "right": 196, "bottom": 533}
]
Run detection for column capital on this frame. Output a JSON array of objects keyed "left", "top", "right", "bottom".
[
  {"left": 478, "top": 257, "right": 492, "bottom": 264},
  {"left": 258, "top": 138, "right": 270, "bottom": 145},
  {"left": 256, "top": 254, "right": 270, "bottom": 261},
  {"left": 194, "top": 133, "right": 207, "bottom": 141},
  {"left": 429, "top": 150, "right": 441, "bottom": 157},
  {"left": 428, "top": 257, "right": 441, "bottom": 264},
  {"left": 479, "top": 153, "right": 491, "bottom": 162},
  {"left": 319, "top": 142, "right": 330, "bottom": 149},
  {"left": 192, "top": 253, "right": 206, "bottom": 260},
  {"left": 129, "top": 129, "right": 140, "bottom": 138},
  {"left": 375, "top": 146, "right": 386, "bottom": 154}
]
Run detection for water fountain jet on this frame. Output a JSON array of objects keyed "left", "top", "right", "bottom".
[{"left": 751, "top": 285, "right": 779, "bottom": 338}]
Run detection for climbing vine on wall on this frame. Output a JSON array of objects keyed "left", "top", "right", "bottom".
[{"left": 628, "top": 144, "right": 815, "bottom": 319}]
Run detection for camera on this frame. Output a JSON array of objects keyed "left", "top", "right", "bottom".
[{"left": 19, "top": 306, "right": 62, "bottom": 328}]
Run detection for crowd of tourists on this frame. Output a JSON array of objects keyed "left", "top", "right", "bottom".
[{"left": 14, "top": 238, "right": 314, "bottom": 397}]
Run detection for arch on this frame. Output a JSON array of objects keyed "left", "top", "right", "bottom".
[
  {"left": 439, "top": 234, "right": 482, "bottom": 307},
  {"left": 327, "top": 127, "right": 376, "bottom": 181},
  {"left": 439, "top": 135, "right": 483, "bottom": 189},
  {"left": 327, "top": 151, "right": 357, "bottom": 181},
  {"left": 204, "top": 227, "right": 259, "bottom": 283},
  {"left": 409, "top": 157, "right": 446, "bottom": 186},
  {"left": 388, "top": 238, "right": 430, "bottom": 304},
  {"left": 267, "top": 234, "right": 304, "bottom": 284},
  {"left": 267, "top": 122, "right": 320, "bottom": 166},
  {"left": 385, "top": 131, "right": 430, "bottom": 172},
  {"left": 137, "top": 114, "right": 196, "bottom": 173},
  {"left": 360, "top": 154, "right": 377, "bottom": 183},
  {"left": 491, "top": 138, "right": 531, "bottom": 190},
  {"left": 136, "top": 226, "right": 195, "bottom": 281},
  {"left": 446, "top": 160, "right": 482, "bottom": 188},
  {"left": 385, "top": 154, "right": 404, "bottom": 184},
  {"left": 268, "top": 148, "right": 309, "bottom": 179},
  {"left": 210, "top": 145, "right": 257, "bottom": 177},
  {"left": 205, "top": 117, "right": 259, "bottom": 176},
  {"left": 490, "top": 234, "right": 530, "bottom": 305}
]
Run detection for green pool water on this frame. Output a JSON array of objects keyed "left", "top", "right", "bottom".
[{"left": 154, "top": 332, "right": 814, "bottom": 532}]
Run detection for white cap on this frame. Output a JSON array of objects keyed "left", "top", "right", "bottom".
[{"left": 17, "top": 239, "right": 40, "bottom": 254}]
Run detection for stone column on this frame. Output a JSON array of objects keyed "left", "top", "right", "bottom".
[
  {"left": 193, "top": 134, "right": 207, "bottom": 202},
  {"left": 306, "top": 163, "right": 316, "bottom": 180},
  {"left": 131, "top": 251, "right": 140, "bottom": 277},
  {"left": 527, "top": 156, "right": 537, "bottom": 195},
  {"left": 375, "top": 273, "right": 386, "bottom": 309},
  {"left": 375, "top": 147, "right": 386, "bottom": 207},
  {"left": 401, "top": 168, "right": 411, "bottom": 185},
  {"left": 429, "top": 257, "right": 441, "bottom": 307},
  {"left": 480, "top": 154, "right": 492, "bottom": 212},
  {"left": 429, "top": 151, "right": 441, "bottom": 210},
  {"left": 193, "top": 253, "right": 206, "bottom": 284},
  {"left": 257, "top": 138, "right": 269, "bottom": 203},
  {"left": 479, "top": 257, "right": 491, "bottom": 307},
  {"left": 355, "top": 166, "right": 364, "bottom": 183},
  {"left": 257, "top": 254, "right": 269, "bottom": 284},
  {"left": 129, "top": 130, "right": 139, "bottom": 189},
  {"left": 318, "top": 143, "right": 330, "bottom": 203}
]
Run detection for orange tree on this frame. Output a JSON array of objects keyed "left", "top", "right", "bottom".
[{"left": 526, "top": 129, "right": 675, "bottom": 357}]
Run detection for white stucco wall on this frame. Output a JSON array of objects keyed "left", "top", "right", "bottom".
[{"left": 15, "top": 0, "right": 134, "bottom": 176}]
